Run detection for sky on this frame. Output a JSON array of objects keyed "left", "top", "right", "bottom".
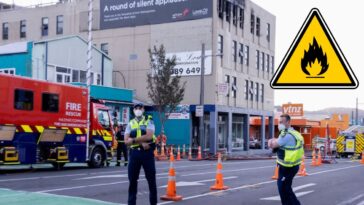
[{"left": 2, "top": 0, "right": 364, "bottom": 111}]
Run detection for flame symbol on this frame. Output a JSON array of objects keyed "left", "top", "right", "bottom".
[{"left": 301, "top": 37, "right": 329, "bottom": 77}]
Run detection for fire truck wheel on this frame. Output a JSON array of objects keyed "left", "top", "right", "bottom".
[
  {"left": 89, "top": 147, "right": 105, "bottom": 168},
  {"left": 51, "top": 162, "right": 65, "bottom": 170}
]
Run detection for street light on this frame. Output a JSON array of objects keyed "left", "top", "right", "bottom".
[
  {"left": 356, "top": 98, "right": 364, "bottom": 125},
  {"left": 199, "top": 43, "right": 223, "bottom": 155},
  {"left": 113, "top": 70, "right": 127, "bottom": 88}
]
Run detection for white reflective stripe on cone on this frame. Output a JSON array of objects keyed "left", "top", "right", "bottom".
[{"left": 168, "top": 176, "right": 176, "bottom": 181}]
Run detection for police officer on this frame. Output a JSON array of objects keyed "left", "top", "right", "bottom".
[
  {"left": 268, "top": 114, "right": 304, "bottom": 205},
  {"left": 125, "top": 103, "right": 157, "bottom": 205},
  {"left": 114, "top": 124, "right": 128, "bottom": 167}
]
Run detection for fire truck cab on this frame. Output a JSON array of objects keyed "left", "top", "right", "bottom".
[{"left": 0, "top": 73, "right": 115, "bottom": 169}]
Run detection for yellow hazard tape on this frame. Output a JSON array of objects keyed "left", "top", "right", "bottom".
[
  {"left": 103, "top": 136, "right": 113, "bottom": 141},
  {"left": 35, "top": 126, "right": 44, "bottom": 133},
  {"left": 74, "top": 128, "right": 83, "bottom": 135},
  {"left": 21, "top": 125, "right": 33, "bottom": 133}
]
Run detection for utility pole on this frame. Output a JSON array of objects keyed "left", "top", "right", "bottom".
[
  {"left": 86, "top": 0, "right": 93, "bottom": 161},
  {"left": 356, "top": 97, "right": 359, "bottom": 125},
  {"left": 199, "top": 43, "right": 205, "bottom": 155}
]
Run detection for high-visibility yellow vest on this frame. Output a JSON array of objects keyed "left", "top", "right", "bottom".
[
  {"left": 130, "top": 116, "right": 156, "bottom": 148},
  {"left": 147, "top": 115, "right": 157, "bottom": 141},
  {"left": 276, "top": 129, "right": 304, "bottom": 167}
]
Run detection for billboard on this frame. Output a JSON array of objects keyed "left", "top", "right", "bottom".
[
  {"left": 282, "top": 103, "right": 304, "bottom": 117},
  {"left": 100, "top": 0, "right": 213, "bottom": 30},
  {"left": 167, "top": 50, "right": 212, "bottom": 76}
]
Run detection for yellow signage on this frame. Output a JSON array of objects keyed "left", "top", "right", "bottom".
[
  {"left": 271, "top": 8, "right": 358, "bottom": 89},
  {"left": 346, "top": 141, "right": 354, "bottom": 150}
]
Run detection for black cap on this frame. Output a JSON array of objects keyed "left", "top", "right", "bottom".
[{"left": 133, "top": 103, "right": 144, "bottom": 109}]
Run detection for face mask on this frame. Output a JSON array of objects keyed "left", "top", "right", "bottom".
[
  {"left": 278, "top": 123, "right": 286, "bottom": 131},
  {"left": 134, "top": 109, "right": 143, "bottom": 117}
]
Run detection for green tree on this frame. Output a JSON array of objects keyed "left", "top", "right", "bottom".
[{"left": 147, "top": 45, "right": 186, "bottom": 134}]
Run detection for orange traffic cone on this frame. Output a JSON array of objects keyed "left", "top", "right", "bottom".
[
  {"left": 360, "top": 151, "right": 364, "bottom": 164},
  {"left": 311, "top": 150, "right": 317, "bottom": 166},
  {"left": 176, "top": 146, "right": 181, "bottom": 161},
  {"left": 197, "top": 146, "right": 202, "bottom": 160},
  {"left": 169, "top": 146, "right": 174, "bottom": 160},
  {"left": 161, "top": 143, "right": 166, "bottom": 157},
  {"left": 317, "top": 151, "right": 322, "bottom": 166},
  {"left": 210, "top": 153, "right": 229, "bottom": 190},
  {"left": 158, "top": 143, "right": 167, "bottom": 161},
  {"left": 188, "top": 146, "right": 192, "bottom": 160},
  {"left": 182, "top": 144, "right": 186, "bottom": 159},
  {"left": 160, "top": 150, "right": 183, "bottom": 201},
  {"left": 154, "top": 147, "right": 158, "bottom": 157},
  {"left": 298, "top": 156, "right": 308, "bottom": 176},
  {"left": 271, "top": 165, "right": 279, "bottom": 180}
]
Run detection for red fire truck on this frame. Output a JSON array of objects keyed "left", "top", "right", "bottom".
[{"left": 0, "top": 73, "right": 115, "bottom": 169}]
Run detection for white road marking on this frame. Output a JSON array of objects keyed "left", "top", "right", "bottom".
[
  {"left": 76, "top": 174, "right": 128, "bottom": 180},
  {"left": 0, "top": 160, "right": 271, "bottom": 183},
  {"left": 181, "top": 165, "right": 274, "bottom": 177},
  {"left": 159, "top": 176, "right": 238, "bottom": 188},
  {"left": 158, "top": 165, "right": 363, "bottom": 205},
  {"left": 357, "top": 200, "right": 364, "bottom": 205},
  {"left": 0, "top": 173, "right": 87, "bottom": 182},
  {"left": 260, "top": 191, "right": 314, "bottom": 201},
  {"left": 260, "top": 183, "right": 316, "bottom": 201},
  {"left": 89, "top": 160, "right": 273, "bottom": 175},
  {"left": 75, "top": 172, "right": 169, "bottom": 180},
  {"left": 337, "top": 193, "right": 364, "bottom": 205},
  {"left": 293, "top": 183, "right": 316, "bottom": 191},
  {"left": 160, "top": 181, "right": 204, "bottom": 188},
  {"left": 0, "top": 188, "right": 123, "bottom": 205},
  {"left": 195, "top": 176, "right": 237, "bottom": 183},
  {"left": 36, "top": 176, "right": 169, "bottom": 193}
]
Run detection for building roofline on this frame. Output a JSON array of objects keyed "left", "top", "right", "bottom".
[{"left": 33, "top": 35, "right": 112, "bottom": 60}]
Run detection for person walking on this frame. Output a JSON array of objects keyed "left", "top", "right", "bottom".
[
  {"left": 114, "top": 124, "right": 128, "bottom": 167},
  {"left": 268, "top": 114, "right": 304, "bottom": 205},
  {"left": 125, "top": 103, "right": 157, "bottom": 205}
]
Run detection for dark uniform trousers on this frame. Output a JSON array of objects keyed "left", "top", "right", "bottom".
[
  {"left": 128, "top": 148, "right": 157, "bottom": 205},
  {"left": 277, "top": 164, "right": 301, "bottom": 205},
  {"left": 117, "top": 142, "right": 128, "bottom": 165}
]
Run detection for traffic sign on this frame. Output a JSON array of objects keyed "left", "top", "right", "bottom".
[
  {"left": 196, "top": 105, "right": 204, "bottom": 117},
  {"left": 217, "top": 83, "right": 229, "bottom": 96},
  {"left": 271, "top": 8, "right": 358, "bottom": 89}
]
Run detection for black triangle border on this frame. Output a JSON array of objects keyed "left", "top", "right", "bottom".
[{"left": 270, "top": 8, "right": 359, "bottom": 89}]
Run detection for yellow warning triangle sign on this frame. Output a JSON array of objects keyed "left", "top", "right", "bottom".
[{"left": 271, "top": 8, "right": 358, "bottom": 89}]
